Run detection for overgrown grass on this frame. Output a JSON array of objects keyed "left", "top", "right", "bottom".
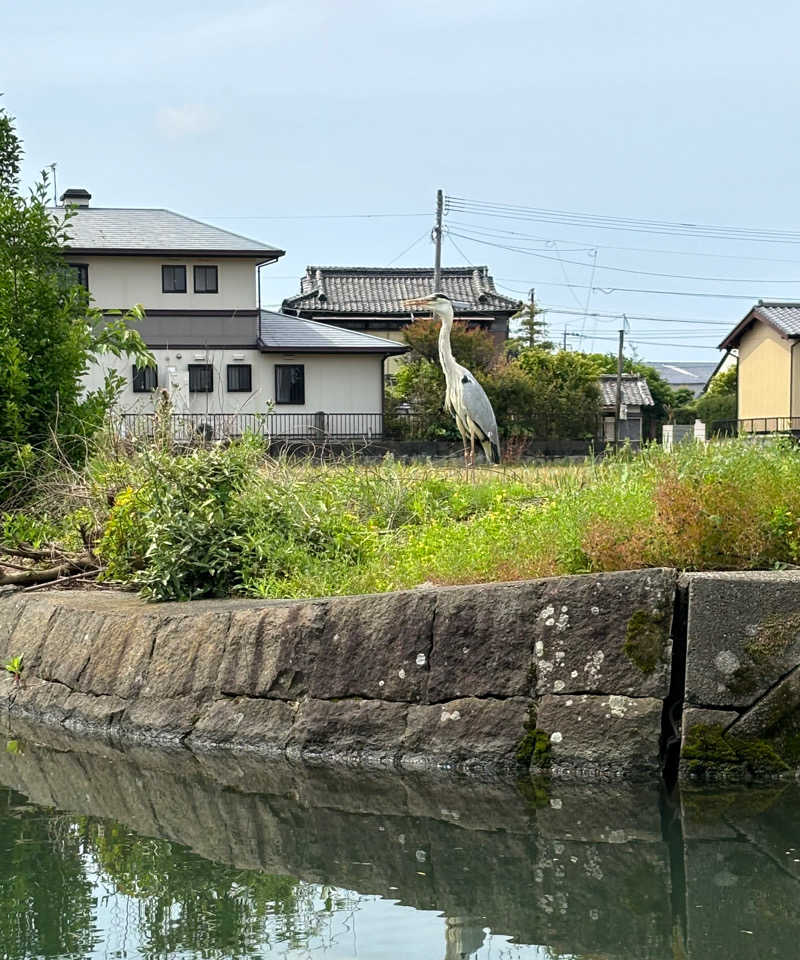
[{"left": 4, "top": 435, "right": 800, "bottom": 601}]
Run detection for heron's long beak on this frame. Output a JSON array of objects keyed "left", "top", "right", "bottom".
[{"left": 403, "top": 296, "right": 437, "bottom": 310}]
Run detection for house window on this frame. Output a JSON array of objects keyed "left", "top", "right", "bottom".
[
  {"left": 162, "top": 265, "right": 187, "bottom": 293},
  {"left": 132, "top": 364, "right": 158, "bottom": 393},
  {"left": 227, "top": 364, "right": 252, "bottom": 392},
  {"left": 275, "top": 364, "right": 305, "bottom": 404},
  {"left": 194, "top": 265, "right": 218, "bottom": 293},
  {"left": 188, "top": 364, "right": 213, "bottom": 393},
  {"left": 67, "top": 263, "right": 89, "bottom": 289}
]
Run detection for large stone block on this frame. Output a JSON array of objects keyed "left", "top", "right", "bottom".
[
  {"left": 219, "top": 601, "right": 326, "bottom": 699},
  {"left": 188, "top": 696, "right": 294, "bottom": 750},
  {"left": 535, "top": 693, "right": 664, "bottom": 779},
  {"left": 142, "top": 612, "right": 232, "bottom": 699},
  {"left": 402, "top": 696, "right": 529, "bottom": 769},
  {"left": 288, "top": 697, "right": 408, "bottom": 762},
  {"left": 310, "top": 591, "right": 436, "bottom": 702},
  {"left": 533, "top": 569, "right": 676, "bottom": 699},
  {"left": 685, "top": 571, "right": 800, "bottom": 708},
  {"left": 427, "top": 580, "right": 543, "bottom": 702}
]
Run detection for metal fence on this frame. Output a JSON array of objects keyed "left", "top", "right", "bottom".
[
  {"left": 712, "top": 417, "right": 800, "bottom": 437},
  {"left": 114, "top": 412, "right": 385, "bottom": 442}
]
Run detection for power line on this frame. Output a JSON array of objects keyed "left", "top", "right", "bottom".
[
  {"left": 388, "top": 229, "right": 431, "bottom": 265},
  {"left": 446, "top": 195, "right": 800, "bottom": 245},
  {"left": 494, "top": 274, "right": 773, "bottom": 301},
  {"left": 540, "top": 307, "right": 732, "bottom": 326},
  {"left": 448, "top": 220, "right": 800, "bottom": 266},
  {"left": 202, "top": 212, "right": 429, "bottom": 221},
  {"left": 450, "top": 230, "right": 800, "bottom": 285}
]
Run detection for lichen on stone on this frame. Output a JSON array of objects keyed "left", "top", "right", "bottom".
[
  {"left": 745, "top": 611, "right": 800, "bottom": 664},
  {"left": 623, "top": 608, "right": 668, "bottom": 674}
]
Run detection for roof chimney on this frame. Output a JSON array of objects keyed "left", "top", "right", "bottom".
[{"left": 60, "top": 188, "right": 91, "bottom": 207}]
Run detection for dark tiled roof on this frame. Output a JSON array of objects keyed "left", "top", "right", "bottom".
[
  {"left": 282, "top": 265, "right": 520, "bottom": 316},
  {"left": 257, "top": 310, "right": 407, "bottom": 354},
  {"left": 599, "top": 375, "right": 654, "bottom": 408},
  {"left": 720, "top": 301, "right": 800, "bottom": 349},
  {"left": 49, "top": 207, "right": 284, "bottom": 258}
]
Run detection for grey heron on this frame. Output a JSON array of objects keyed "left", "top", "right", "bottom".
[{"left": 405, "top": 293, "right": 501, "bottom": 470}]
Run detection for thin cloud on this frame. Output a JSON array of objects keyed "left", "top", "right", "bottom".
[{"left": 156, "top": 104, "right": 217, "bottom": 140}]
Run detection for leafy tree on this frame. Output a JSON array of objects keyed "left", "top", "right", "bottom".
[
  {"left": 692, "top": 364, "right": 737, "bottom": 425},
  {"left": 512, "top": 347, "right": 602, "bottom": 438},
  {"left": 0, "top": 103, "right": 152, "bottom": 487}
]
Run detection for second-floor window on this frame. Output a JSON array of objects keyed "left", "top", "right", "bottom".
[
  {"left": 162, "top": 264, "right": 186, "bottom": 293},
  {"left": 188, "top": 364, "right": 213, "bottom": 393},
  {"left": 194, "top": 265, "right": 218, "bottom": 293},
  {"left": 132, "top": 364, "right": 158, "bottom": 393}
]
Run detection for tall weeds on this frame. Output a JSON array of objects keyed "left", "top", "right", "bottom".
[{"left": 4, "top": 436, "right": 800, "bottom": 601}]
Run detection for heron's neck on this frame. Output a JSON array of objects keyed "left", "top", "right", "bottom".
[{"left": 437, "top": 309, "right": 459, "bottom": 379}]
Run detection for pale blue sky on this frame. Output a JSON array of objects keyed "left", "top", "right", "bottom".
[{"left": 7, "top": 0, "right": 800, "bottom": 361}]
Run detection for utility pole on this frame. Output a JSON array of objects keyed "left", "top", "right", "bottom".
[
  {"left": 614, "top": 328, "right": 625, "bottom": 450},
  {"left": 49, "top": 163, "right": 57, "bottom": 205},
  {"left": 433, "top": 189, "right": 443, "bottom": 292},
  {"left": 563, "top": 328, "right": 568, "bottom": 351}
]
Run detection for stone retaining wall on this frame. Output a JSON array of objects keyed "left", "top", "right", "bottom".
[{"left": 2, "top": 567, "right": 800, "bottom": 780}]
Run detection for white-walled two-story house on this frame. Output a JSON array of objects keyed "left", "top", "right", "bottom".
[{"left": 54, "top": 188, "right": 406, "bottom": 437}]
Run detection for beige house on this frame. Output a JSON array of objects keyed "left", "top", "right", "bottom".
[
  {"left": 53, "top": 189, "right": 406, "bottom": 437},
  {"left": 719, "top": 301, "right": 800, "bottom": 424}
]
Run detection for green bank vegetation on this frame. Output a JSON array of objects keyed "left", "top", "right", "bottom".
[{"left": 3, "top": 436, "right": 800, "bottom": 601}]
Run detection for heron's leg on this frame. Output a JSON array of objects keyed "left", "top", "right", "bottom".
[{"left": 470, "top": 433, "right": 476, "bottom": 483}]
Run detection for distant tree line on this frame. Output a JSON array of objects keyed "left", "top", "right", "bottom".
[{"left": 386, "top": 311, "right": 736, "bottom": 443}]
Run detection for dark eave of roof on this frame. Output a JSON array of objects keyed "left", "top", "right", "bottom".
[
  {"left": 256, "top": 338, "right": 408, "bottom": 355},
  {"left": 64, "top": 246, "right": 285, "bottom": 261}
]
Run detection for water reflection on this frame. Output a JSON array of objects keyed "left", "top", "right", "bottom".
[{"left": 0, "top": 718, "right": 798, "bottom": 959}]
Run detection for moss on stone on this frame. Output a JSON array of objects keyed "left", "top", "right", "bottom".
[
  {"left": 516, "top": 706, "right": 551, "bottom": 768},
  {"left": 623, "top": 608, "right": 668, "bottom": 674},
  {"left": 682, "top": 723, "right": 790, "bottom": 779},
  {"left": 745, "top": 611, "right": 800, "bottom": 664}
]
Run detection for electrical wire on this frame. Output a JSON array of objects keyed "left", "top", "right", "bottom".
[
  {"left": 387, "top": 230, "right": 431, "bottom": 265},
  {"left": 446, "top": 196, "right": 800, "bottom": 245},
  {"left": 449, "top": 230, "right": 800, "bottom": 285}
]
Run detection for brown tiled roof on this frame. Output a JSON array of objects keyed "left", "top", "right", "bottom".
[
  {"left": 282, "top": 265, "right": 520, "bottom": 316},
  {"left": 599, "top": 375, "right": 654, "bottom": 408}
]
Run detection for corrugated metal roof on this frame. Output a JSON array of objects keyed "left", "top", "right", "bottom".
[
  {"left": 258, "top": 310, "right": 408, "bottom": 353},
  {"left": 49, "top": 207, "right": 284, "bottom": 257},
  {"left": 599, "top": 375, "right": 654, "bottom": 408},
  {"left": 282, "top": 265, "right": 520, "bottom": 315}
]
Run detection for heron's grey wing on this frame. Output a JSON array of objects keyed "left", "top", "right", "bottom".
[{"left": 460, "top": 374, "right": 501, "bottom": 462}]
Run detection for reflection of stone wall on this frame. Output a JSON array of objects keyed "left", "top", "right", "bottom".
[
  {"left": 0, "top": 570, "right": 677, "bottom": 778},
  {"left": 0, "top": 721, "right": 673, "bottom": 958}
]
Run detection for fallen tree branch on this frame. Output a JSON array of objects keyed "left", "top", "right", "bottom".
[
  {"left": 22, "top": 567, "right": 105, "bottom": 592},
  {"left": 0, "top": 557, "right": 97, "bottom": 587}
]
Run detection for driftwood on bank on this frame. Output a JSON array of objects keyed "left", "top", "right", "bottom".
[{"left": 0, "top": 541, "right": 101, "bottom": 589}]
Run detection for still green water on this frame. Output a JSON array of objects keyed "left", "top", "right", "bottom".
[{"left": 0, "top": 722, "right": 797, "bottom": 960}]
